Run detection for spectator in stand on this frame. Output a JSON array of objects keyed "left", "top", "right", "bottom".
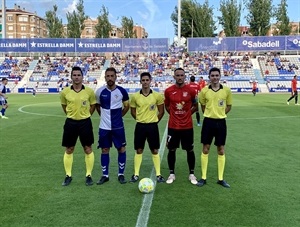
[{"left": 287, "top": 75, "right": 299, "bottom": 105}]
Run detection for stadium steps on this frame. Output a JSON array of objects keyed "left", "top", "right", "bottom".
[
  {"left": 94, "top": 59, "right": 110, "bottom": 90},
  {"left": 254, "top": 69, "right": 265, "bottom": 84},
  {"left": 259, "top": 84, "right": 270, "bottom": 93},
  {"left": 251, "top": 58, "right": 260, "bottom": 70},
  {"left": 12, "top": 69, "right": 34, "bottom": 93},
  {"left": 28, "top": 60, "right": 38, "bottom": 70}
]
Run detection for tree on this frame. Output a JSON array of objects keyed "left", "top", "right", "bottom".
[
  {"left": 274, "top": 0, "right": 292, "bottom": 35},
  {"left": 171, "top": 0, "right": 215, "bottom": 38},
  {"left": 66, "top": 0, "right": 88, "bottom": 38},
  {"left": 45, "top": 5, "right": 64, "bottom": 38},
  {"left": 121, "top": 16, "right": 136, "bottom": 38},
  {"left": 94, "top": 5, "right": 112, "bottom": 38},
  {"left": 245, "top": 0, "right": 273, "bottom": 36},
  {"left": 218, "top": 0, "right": 242, "bottom": 37}
]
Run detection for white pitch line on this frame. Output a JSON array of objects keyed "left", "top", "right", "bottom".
[
  {"left": 135, "top": 125, "right": 168, "bottom": 227},
  {"left": 18, "top": 102, "right": 65, "bottom": 118},
  {"left": 18, "top": 103, "right": 299, "bottom": 121}
]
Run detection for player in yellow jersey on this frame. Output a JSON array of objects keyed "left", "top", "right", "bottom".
[
  {"left": 129, "top": 72, "right": 165, "bottom": 183},
  {"left": 60, "top": 66, "right": 96, "bottom": 186},
  {"left": 197, "top": 67, "right": 232, "bottom": 188}
]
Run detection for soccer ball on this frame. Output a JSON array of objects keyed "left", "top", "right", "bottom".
[{"left": 138, "top": 178, "right": 154, "bottom": 194}]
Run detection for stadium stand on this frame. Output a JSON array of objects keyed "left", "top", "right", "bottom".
[
  {"left": 2, "top": 51, "right": 299, "bottom": 94},
  {"left": 257, "top": 54, "right": 300, "bottom": 92}
]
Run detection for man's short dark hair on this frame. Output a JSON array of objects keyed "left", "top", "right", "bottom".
[
  {"left": 209, "top": 67, "right": 221, "bottom": 76},
  {"left": 71, "top": 66, "right": 83, "bottom": 76},
  {"left": 174, "top": 67, "right": 185, "bottom": 74},
  {"left": 140, "top": 72, "right": 152, "bottom": 80},
  {"left": 190, "top": 76, "right": 195, "bottom": 82},
  {"left": 105, "top": 67, "right": 117, "bottom": 74},
  {"left": 2, "top": 77, "right": 8, "bottom": 82}
]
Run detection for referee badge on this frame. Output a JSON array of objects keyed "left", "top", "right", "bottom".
[
  {"left": 218, "top": 100, "right": 224, "bottom": 106},
  {"left": 150, "top": 104, "right": 155, "bottom": 111},
  {"left": 82, "top": 100, "right": 87, "bottom": 106}
]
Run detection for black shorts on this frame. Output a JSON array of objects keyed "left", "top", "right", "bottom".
[
  {"left": 201, "top": 117, "right": 227, "bottom": 146},
  {"left": 62, "top": 118, "right": 94, "bottom": 147},
  {"left": 134, "top": 122, "right": 160, "bottom": 150},
  {"left": 167, "top": 128, "right": 194, "bottom": 151}
]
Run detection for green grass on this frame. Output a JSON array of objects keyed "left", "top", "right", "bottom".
[{"left": 0, "top": 93, "right": 300, "bottom": 227}]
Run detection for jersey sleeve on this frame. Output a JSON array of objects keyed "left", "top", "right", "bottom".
[
  {"left": 164, "top": 88, "right": 170, "bottom": 106},
  {"left": 95, "top": 86, "right": 104, "bottom": 104},
  {"left": 120, "top": 87, "right": 129, "bottom": 102},
  {"left": 155, "top": 92, "right": 164, "bottom": 105},
  {"left": 199, "top": 87, "right": 206, "bottom": 105},
  {"left": 60, "top": 89, "right": 67, "bottom": 105},
  {"left": 226, "top": 87, "right": 233, "bottom": 105},
  {"left": 130, "top": 93, "right": 137, "bottom": 108},
  {"left": 88, "top": 88, "right": 96, "bottom": 105}
]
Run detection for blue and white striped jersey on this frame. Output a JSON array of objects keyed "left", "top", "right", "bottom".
[{"left": 95, "top": 85, "right": 129, "bottom": 130}]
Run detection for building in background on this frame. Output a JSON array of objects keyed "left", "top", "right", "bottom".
[
  {"left": 0, "top": 4, "right": 47, "bottom": 38},
  {"left": 109, "top": 24, "right": 123, "bottom": 38},
  {"left": 133, "top": 24, "right": 148, "bottom": 38},
  {"left": 63, "top": 18, "right": 148, "bottom": 39},
  {"left": 0, "top": 4, "right": 149, "bottom": 39},
  {"left": 80, "top": 18, "right": 98, "bottom": 38},
  {"left": 80, "top": 19, "right": 148, "bottom": 39}
]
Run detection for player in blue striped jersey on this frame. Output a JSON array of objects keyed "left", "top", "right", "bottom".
[
  {"left": 95, "top": 67, "right": 130, "bottom": 185},
  {"left": 0, "top": 78, "right": 9, "bottom": 119}
]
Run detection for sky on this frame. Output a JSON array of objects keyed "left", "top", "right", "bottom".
[{"left": 2, "top": 0, "right": 300, "bottom": 40}]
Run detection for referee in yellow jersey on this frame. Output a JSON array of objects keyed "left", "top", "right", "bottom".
[
  {"left": 60, "top": 66, "right": 96, "bottom": 186},
  {"left": 129, "top": 72, "right": 165, "bottom": 183},
  {"left": 197, "top": 67, "right": 232, "bottom": 188}
]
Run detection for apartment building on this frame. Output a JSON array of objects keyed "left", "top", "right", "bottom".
[
  {"left": 80, "top": 18, "right": 148, "bottom": 39},
  {"left": 133, "top": 24, "right": 148, "bottom": 38},
  {"left": 81, "top": 18, "right": 98, "bottom": 38},
  {"left": 0, "top": 4, "right": 47, "bottom": 38}
]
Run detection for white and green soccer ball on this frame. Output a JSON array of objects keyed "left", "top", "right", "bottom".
[{"left": 138, "top": 178, "right": 154, "bottom": 194}]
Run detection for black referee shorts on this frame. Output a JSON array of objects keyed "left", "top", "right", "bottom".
[
  {"left": 201, "top": 117, "right": 227, "bottom": 146},
  {"left": 62, "top": 117, "right": 94, "bottom": 147},
  {"left": 134, "top": 122, "right": 160, "bottom": 150}
]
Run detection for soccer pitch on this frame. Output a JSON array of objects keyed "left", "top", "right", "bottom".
[{"left": 0, "top": 93, "right": 299, "bottom": 227}]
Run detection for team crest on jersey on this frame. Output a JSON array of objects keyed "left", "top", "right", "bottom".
[
  {"left": 114, "top": 94, "right": 119, "bottom": 99},
  {"left": 82, "top": 100, "right": 87, "bottom": 106},
  {"left": 218, "top": 100, "right": 224, "bottom": 106},
  {"left": 183, "top": 92, "right": 188, "bottom": 97},
  {"left": 149, "top": 104, "right": 155, "bottom": 111},
  {"left": 176, "top": 102, "right": 184, "bottom": 110}
]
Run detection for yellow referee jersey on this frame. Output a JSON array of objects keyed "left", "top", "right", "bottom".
[
  {"left": 60, "top": 85, "right": 96, "bottom": 120},
  {"left": 199, "top": 84, "right": 232, "bottom": 119},
  {"left": 130, "top": 90, "right": 164, "bottom": 123}
]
